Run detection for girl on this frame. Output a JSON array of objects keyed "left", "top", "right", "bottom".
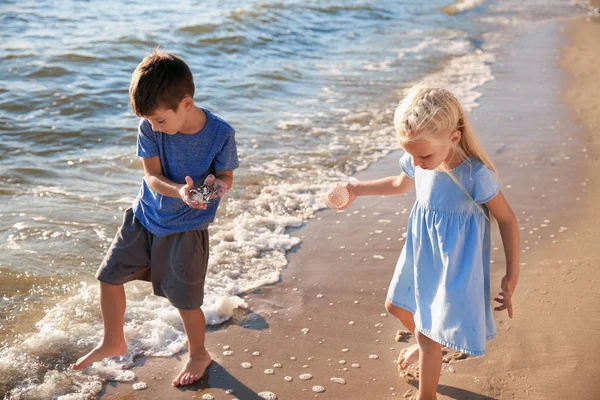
[{"left": 337, "top": 86, "right": 520, "bottom": 399}]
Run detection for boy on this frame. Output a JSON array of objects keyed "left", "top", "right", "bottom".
[{"left": 73, "top": 49, "right": 238, "bottom": 387}]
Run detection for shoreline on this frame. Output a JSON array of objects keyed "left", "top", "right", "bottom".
[{"left": 100, "top": 12, "right": 600, "bottom": 400}]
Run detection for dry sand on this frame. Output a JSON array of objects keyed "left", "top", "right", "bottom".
[{"left": 99, "top": 11, "right": 600, "bottom": 400}]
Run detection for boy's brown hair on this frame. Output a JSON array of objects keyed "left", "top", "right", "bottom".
[{"left": 129, "top": 49, "right": 195, "bottom": 117}]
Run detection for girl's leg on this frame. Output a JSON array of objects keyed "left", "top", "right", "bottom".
[
  {"left": 73, "top": 282, "right": 128, "bottom": 369},
  {"left": 172, "top": 308, "right": 212, "bottom": 386},
  {"left": 385, "top": 300, "right": 415, "bottom": 334},
  {"left": 415, "top": 330, "right": 443, "bottom": 400},
  {"left": 385, "top": 300, "right": 419, "bottom": 369}
]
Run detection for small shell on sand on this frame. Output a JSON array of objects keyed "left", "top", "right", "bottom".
[
  {"left": 339, "top": 360, "right": 346, "bottom": 364},
  {"left": 299, "top": 373, "right": 313, "bottom": 380},
  {"left": 264, "top": 369, "right": 275, "bottom": 375},
  {"left": 223, "top": 350, "right": 234, "bottom": 356},
  {"left": 253, "top": 351, "right": 261, "bottom": 356},
  {"left": 132, "top": 382, "right": 148, "bottom": 390},
  {"left": 273, "top": 363, "right": 282, "bottom": 368},
  {"left": 284, "top": 376, "right": 293, "bottom": 382},
  {"left": 369, "top": 354, "right": 379, "bottom": 359},
  {"left": 290, "top": 356, "right": 297, "bottom": 361},
  {"left": 317, "top": 294, "right": 324, "bottom": 298},
  {"left": 258, "top": 391, "right": 278, "bottom": 400},
  {"left": 302, "top": 328, "right": 310, "bottom": 334},
  {"left": 373, "top": 255, "right": 385, "bottom": 260},
  {"left": 201, "top": 395, "right": 215, "bottom": 400},
  {"left": 331, "top": 377, "right": 346, "bottom": 385},
  {"left": 351, "top": 363, "right": 360, "bottom": 368},
  {"left": 241, "top": 362, "right": 252, "bottom": 369},
  {"left": 341, "top": 348, "right": 349, "bottom": 352},
  {"left": 312, "top": 386, "right": 326, "bottom": 393},
  {"left": 223, "top": 345, "right": 231, "bottom": 350},
  {"left": 349, "top": 321, "right": 355, "bottom": 325},
  {"left": 225, "top": 389, "right": 234, "bottom": 394}
]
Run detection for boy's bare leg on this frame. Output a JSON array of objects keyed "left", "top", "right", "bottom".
[
  {"left": 172, "top": 308, "right": 212, "bottom": 386},
  {"left": 73, "top": 282, "right": 128, "bottom": 369},
  {"left": 385, "top": 300, "right": 419, "bottom": 369},
  {"left": 415, "top": 331, "right": 443, "bottom": 400}
]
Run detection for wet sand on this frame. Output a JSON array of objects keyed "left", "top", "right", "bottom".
[{"left": 99, "top": 10, "right": 600, "bottom": 400}]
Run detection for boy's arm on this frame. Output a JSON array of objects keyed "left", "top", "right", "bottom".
[
  {"left": 215, "top": 170, "right": 234, "bottom": 191},
  {"left": 141, "top": 156, "right": 206, "bottom": 209},
  {"left": 348, "top": 173, "right": 414, "bottom": 197},
  {"left": 485, "top": 191, "right": 520, "bottom": 318},
  {"left": 141, "top": 156, "right": 183, "bottom": 198}
]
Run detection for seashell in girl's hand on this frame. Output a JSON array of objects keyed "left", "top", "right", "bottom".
[
  {"left": 323, "top": 184, "right": 350, "bottom": 210},
  {"left": 190, "top": 182, "right": 219, "bottom": 204}
]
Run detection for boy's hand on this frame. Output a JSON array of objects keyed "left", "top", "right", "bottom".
[
  {"left": 179, "top": 176, "right": 208, "bottom": 210},
  {"left": 203, "top": 174, "right": 228, "bottom": 198},
  {"left": 494, "top": 275, "right": 517, "bottom": 318}
]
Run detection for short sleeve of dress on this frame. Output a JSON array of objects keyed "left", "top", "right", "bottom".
[
  {"left": 473, "top": 163, "right": 501, "bottom": 204},
  {"left": 399, "top": 152, "right": 415, "bottom": 179},
  {"left": 137, "top": 119, "right": 159, "bottom": 158}
]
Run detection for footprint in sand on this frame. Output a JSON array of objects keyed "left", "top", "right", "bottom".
[
  {"left": 442, "top": 347, "right": 469, "bottom": 363},
  {"left": 395, "top": 330, "right": 412, "bottom": 342},
  {"left": 397, "top": 345, "right": 419, "bottom": 370}
]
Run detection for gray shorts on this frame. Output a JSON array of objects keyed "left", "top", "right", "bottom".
[{"left": 96, "top": 208, "right": 209, "bottom": 310}]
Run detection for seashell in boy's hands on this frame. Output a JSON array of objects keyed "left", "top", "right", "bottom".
[
  {"left": 323, "top": 183, "right": 350, "bottom": 210},
  {"left": 189, "top": 182, "right": 219, "bottom": 205}
]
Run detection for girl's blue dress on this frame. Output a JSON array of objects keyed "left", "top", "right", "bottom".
[{"left": 387, "top": 152, "right": 500, "bottom": 356}]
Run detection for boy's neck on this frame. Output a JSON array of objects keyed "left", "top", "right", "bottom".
[{"left": 179, "top": 106, "right": 207, "bottom": 135}]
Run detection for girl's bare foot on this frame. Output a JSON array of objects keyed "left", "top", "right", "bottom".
[
  {"left": 72, "top": 340, "right": 128, "bottom": 370},
  {"left": 397, "top": 344, "right": 419, "bottom": 370},
  {"left": 172, "top": 351, "right": 212, "bottom": 386}
]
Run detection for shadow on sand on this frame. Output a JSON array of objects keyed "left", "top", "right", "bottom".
[
  {"left": 175, "top": 360, "right": 263, "bottom": 399},
  {"left": 408, "top": 381, "right": 498, "bottom": 400}
]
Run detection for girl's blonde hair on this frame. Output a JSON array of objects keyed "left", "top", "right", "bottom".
[{"left": 394, "top": 85, "right": 497, "bottom": 216}]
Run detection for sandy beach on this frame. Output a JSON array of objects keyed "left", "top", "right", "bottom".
[{"left": 99, "top": 8, "right": 600, "bottom": 400}]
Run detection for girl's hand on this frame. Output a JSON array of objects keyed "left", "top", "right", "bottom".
[
  {"left": 337, "top": 182, "right": 357, "bottom": 210},
  {"left": 494, "top": 275, "right": 518, "bottom": 318},
  {"left": 179, "top": 176, "right": 208, "bottom": 210}
]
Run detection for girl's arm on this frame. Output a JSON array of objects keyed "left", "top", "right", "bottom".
[
  {"left": 350, "top": 173, "right": 415, "bottom": 196},
  {"left": 485, "top": 191, "right": 520, "bottom": 318},
  {"left": 340, "top": 173, "right": 414, "bottom": 210}
]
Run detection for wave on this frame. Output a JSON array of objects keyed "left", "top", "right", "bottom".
[
  {"left": 443, "top": 0, "right": 486, "bottom": 15},
  {"left": 25, "top": 66, "right": 71, "bottom": 79}
]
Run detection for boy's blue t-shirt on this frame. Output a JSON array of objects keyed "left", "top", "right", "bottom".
[{"left": 132, "top": 108, "right": 239, "bottom": 236}]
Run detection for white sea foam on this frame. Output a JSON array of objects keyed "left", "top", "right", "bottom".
[
  {"left": 445, "top": 0, "right": 486, "bottom": 14},
  {"left": 0, "top": 282, "right": 247, "bottom": 398},
  {"left": 397, "top": 32, "right": 473, "bottom": 59}
]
